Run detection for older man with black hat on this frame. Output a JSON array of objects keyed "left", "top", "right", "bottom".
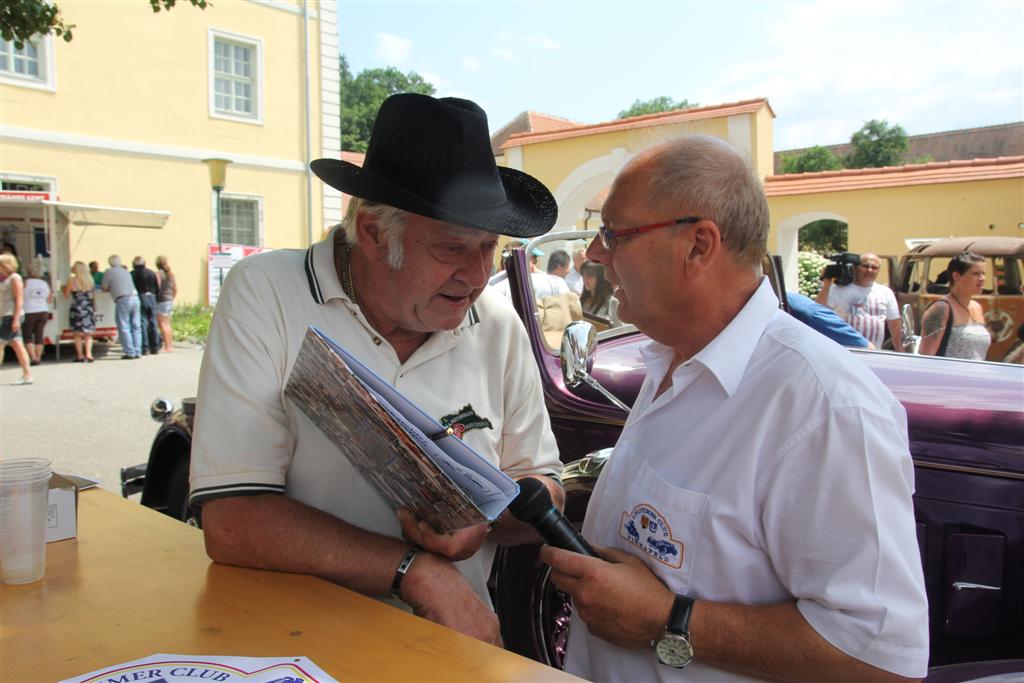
[{"left": 189, "top": 94, "right": 564, "bottom": 644}]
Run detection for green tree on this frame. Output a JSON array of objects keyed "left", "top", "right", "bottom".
[
  {"left": 341, "top": 58, "right": 435, "bottom": 152},
  {"left": 799, "top": 219, "right": 848, "bottom": 254},
  {"left": 1, "top": 0, "right": 207, "bottom": 48},
  {"left": 617, "top": 96, "right": 697, "bottom": 119},
  {"left": 845, "top": 119, "right": 909, "bottom": 169},
  {"left": 780, "top": 146, "right": 843, "bottom": 174}
]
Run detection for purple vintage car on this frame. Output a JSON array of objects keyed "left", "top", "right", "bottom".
[{"left": 127, "top": 230, "right": 1024, "bottom": 679}]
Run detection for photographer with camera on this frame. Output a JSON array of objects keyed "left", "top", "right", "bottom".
[{"left": 815, "top": 252, "right": 903, "bottom": 351}]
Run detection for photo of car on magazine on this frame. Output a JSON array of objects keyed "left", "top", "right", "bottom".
[{"left": 284, "top": 326, "right": 520, "bottom": 532}]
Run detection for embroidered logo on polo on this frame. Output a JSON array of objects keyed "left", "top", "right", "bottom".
[
  {"left": 440, "top": 404, "right": 494, "bottom": 439},
  {"left": 620, "top": 504, "right": 683, "bottom": 568}
]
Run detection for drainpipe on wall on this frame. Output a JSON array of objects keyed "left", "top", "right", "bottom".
[{"left": 302, "top": 0, "right": 314, "bottom": 247}]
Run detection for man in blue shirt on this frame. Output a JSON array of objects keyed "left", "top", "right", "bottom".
[{"left": 787, "top": 292, "right": 870, "bottom": 348}]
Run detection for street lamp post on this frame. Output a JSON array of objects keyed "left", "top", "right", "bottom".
[{"left": 202, "top": 158, "right": 232, "bottom": 290}]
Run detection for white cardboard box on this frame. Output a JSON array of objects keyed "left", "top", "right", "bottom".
[{"left": 46, "top": 473, "right": 79, "bottom": 543}]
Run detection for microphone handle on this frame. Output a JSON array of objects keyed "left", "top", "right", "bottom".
[{"left": 536, "top": 509, "right": 598, "bottom": 557}]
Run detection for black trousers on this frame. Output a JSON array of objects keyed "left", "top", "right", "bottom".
[{"left": 139, "top": 292, "right": 161, "bottom": 353}]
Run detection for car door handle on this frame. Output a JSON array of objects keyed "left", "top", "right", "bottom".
[{"left": 952, "top": 581, "right": 1001, "bottom": 592}]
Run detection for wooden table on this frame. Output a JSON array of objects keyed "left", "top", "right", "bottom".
[{"left": 0, "top": 490, "right": 580, "bottom": 682}]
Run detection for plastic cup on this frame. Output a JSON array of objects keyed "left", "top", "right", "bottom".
[{"left": 0, "top": 458, "right": 52, "bottom": 584}]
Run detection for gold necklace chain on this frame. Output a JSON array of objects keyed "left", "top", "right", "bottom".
[{"left": 339, "top": 242, "right": 358, "bottom": 306}]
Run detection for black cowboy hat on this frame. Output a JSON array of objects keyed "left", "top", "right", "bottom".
[{"left": 311, "top": 94, "right": 557, "bottom": 238}]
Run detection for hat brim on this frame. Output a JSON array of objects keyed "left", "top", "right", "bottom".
[{"left": 311, "top": 158, "right": 557, "bottom": 238}]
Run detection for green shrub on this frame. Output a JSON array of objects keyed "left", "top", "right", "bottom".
[
  {"left": 797, "top": 251, "right": 830, "bottom": 297},
  {"left": 171, "top": 303, "right": 214, "bottom": 343}
]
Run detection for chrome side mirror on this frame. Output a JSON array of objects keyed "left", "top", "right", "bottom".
[
  {"left": 901, "top": 304, "right": 921, "bottom": 355},
  {"left": 150, "top": 397, "right": 174, "bottom": 422},
  {"left": 560, "top": 321, "right": 631, "bottom": 412}
]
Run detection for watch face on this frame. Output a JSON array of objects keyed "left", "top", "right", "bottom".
[{"left": 655, "top": 634, "right": 694, "bottom": 668}]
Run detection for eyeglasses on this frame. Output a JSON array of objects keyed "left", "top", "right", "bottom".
[{"left": 596, "top": 216, "right": 701, "bottom": 251}]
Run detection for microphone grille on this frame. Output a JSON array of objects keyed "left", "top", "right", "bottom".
[{"left": 508, "top": 477, "right": 552, "bottom": 524}]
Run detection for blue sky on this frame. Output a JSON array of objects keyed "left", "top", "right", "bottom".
[{"left": 336, "top": 0, "right": 1023, "bottom": 151}]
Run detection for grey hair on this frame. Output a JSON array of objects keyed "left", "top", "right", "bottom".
[
  {"left": 108, "top": 254, "right": 122, "bottom": 268},
  {"left": 638, "top": 135, "right": 769, "bottom": 267},
  {"left": 133, "top": 256, "right": 145, "bottom": 267},
  {"left": 341, "top": 198, "right": 409, "bottom": 269}
]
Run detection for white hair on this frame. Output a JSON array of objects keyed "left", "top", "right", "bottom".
[
  {"left": 342, "top": 198, "right": 409, "bottom": 270},
  {"left": 108, "top": 254, "right": 122, "bottom": 268}
]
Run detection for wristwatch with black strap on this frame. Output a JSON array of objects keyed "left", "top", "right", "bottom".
[{"left": 654, "top": 594, "right": 695, "bottom": 668}]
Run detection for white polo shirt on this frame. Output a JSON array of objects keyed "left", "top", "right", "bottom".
[
  {"left": 190, "top": 226, "right": 562, "bottom": 608},
  {"left": 565, "top": 277, "right": 928, "bottom": 681}
]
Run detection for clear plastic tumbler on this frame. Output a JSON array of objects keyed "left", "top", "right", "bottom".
[{"left": 0, "top": 458, "right": 53, "bottom": 584}]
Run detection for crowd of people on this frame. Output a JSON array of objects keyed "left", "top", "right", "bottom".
[{"left": 0, "top": 247, "right": 177, "bottom": 380}]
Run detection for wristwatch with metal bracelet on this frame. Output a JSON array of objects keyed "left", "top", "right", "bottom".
[{"left": 654, "top": 594, "right": 695, "bottom": 668}]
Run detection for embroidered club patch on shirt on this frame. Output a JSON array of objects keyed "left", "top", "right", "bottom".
[
  {"left": 620, "top": 504, "right": 683, "bottom": 569},
  {"left": 440, "top": 403, "right": 494, "bottom": 439}
]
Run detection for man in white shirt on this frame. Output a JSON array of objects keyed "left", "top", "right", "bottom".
[
  {"left": 816, "top": 253, "right": 903, "bottom": 350},
  {"left": 489, "top": 244, "right": 571, "bottom": 300},
  {"left": 564, "top": 246, "right": 587, "bottom": 294},
  {"left": 540, "top": 136, "right": 928, "bottom": 682},
  {"left": 190, "top": 94, "right": 564, "bottom": 647}
]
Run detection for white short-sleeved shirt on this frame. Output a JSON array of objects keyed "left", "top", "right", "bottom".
[
  {"left": 565, "top": 269, "right": 583, "bottom": 295},
  {"left": 565, "top": 277, "right": 928, "bottom": 682},
  {"left": 489, "top": 271, "right": 571, "bottom": 300},
  {"left": 23, "top": 277, "right": 51, "bottom": 314},
  {"left": 189, "top": 227, "right": 562, "bottom": 608},
  {"left": 826, "top": 282, "right": 899, "bottom": 348}
]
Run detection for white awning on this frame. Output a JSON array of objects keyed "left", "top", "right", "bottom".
[{"left": 41, "top": 200, "right": 171, "bottom": 229}]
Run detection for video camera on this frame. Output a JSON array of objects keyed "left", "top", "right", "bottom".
[{"left": 822, "top": 252, "right": 861, "bottom": 286}]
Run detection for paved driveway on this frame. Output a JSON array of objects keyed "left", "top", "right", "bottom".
[{"left": 1, "top": 343, "right": 204, "bottom": 494}]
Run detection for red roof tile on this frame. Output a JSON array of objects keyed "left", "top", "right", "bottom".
[
  {"left": 500, "top": 98, "right": 775, "bottom": 149},
  {"left": 491, "top": 111, "right": 582, "bottom": 155},
  {"left": 764, "top": 156, "right": 1024, "bottom": 196}
]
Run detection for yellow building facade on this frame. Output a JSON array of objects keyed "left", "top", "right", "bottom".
[
  {"left": 500, "top": 99, "right": 775, "bottom": 230},
  {"left": 1, "top": 0, "right": 342, "bottom": 325}
]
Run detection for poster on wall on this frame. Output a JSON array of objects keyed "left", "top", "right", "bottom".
[{"left": 207, "top": 243, "right": 271, "bottom": 306}]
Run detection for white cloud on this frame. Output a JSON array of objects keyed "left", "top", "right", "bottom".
[
  {"left": 491, "top": 48, "right": 518, "bottom": 63},
  {"left": 376, "top": 32, "right": 412, "bottom": 65},
  {"left": 462, "top": 56, "right": 482, "bottom": 72},
  {"left": 695, "top": 1, "right": 1023, "bottom": 149},
  {"left": 529, "top": 34, "right": 560, "bottom": 50},
  {"left": 421, "top": 71, "right": 444, "bottom": 89}
]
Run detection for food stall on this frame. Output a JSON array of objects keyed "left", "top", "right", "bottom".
[{"left": 0, "top": 191, "right": 170, "bottom": 352}]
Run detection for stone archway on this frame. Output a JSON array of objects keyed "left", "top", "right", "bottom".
[
  {"left": 775, "top": 210, "right": 849, "bottom": 291},
  {"left": 552, "top": 147, "right": 633, "bottom": 229}
]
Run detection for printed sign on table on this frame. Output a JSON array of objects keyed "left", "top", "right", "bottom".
[{"left": 59, "top": 653, "right": 337, "bottom": 683}]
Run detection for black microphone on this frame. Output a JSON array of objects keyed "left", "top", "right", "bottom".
[{"left": 508, "top": 477, "right": 598, "bottom": 557}]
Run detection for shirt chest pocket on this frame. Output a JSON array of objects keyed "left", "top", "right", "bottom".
[{"left": 614, "top": 459, "right": 709, "bottom": 595}]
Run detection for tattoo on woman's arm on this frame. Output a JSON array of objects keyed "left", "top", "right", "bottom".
[{"left": 922, "top": 306, "right": 945, "bottom": 337}]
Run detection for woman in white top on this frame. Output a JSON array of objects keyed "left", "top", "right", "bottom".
[
  {"left": 22, "top": 261, "right": 52, "bottom": 365},
  {"left": 919, "top": 252, "right": 992, "bottom": 360},
  {"left": 0, "top": 253, "right": 34, "bottom": 384}
]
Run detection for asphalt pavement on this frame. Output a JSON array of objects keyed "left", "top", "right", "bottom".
[{"left": 1, "top": 341, "right": 205, "bottom": 494}]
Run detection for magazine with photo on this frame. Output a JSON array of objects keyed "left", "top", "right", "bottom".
[{"left": 284, "top": 326, "right": 519, "bottom": 532}]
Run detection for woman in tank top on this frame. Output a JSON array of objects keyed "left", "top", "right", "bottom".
[{"left": 919, "top": 252, "right": 991, "bottom": 361}]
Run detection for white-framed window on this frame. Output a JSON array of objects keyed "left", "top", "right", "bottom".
[
  {"left": 0, "top": 36, "right": 56, "bottom": 91},
  {"left": 216, "top": 194, "right": 263, "bottom": 246},
  {"left": 208, "top": 29, "right": 262, "bottom": 125}
]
